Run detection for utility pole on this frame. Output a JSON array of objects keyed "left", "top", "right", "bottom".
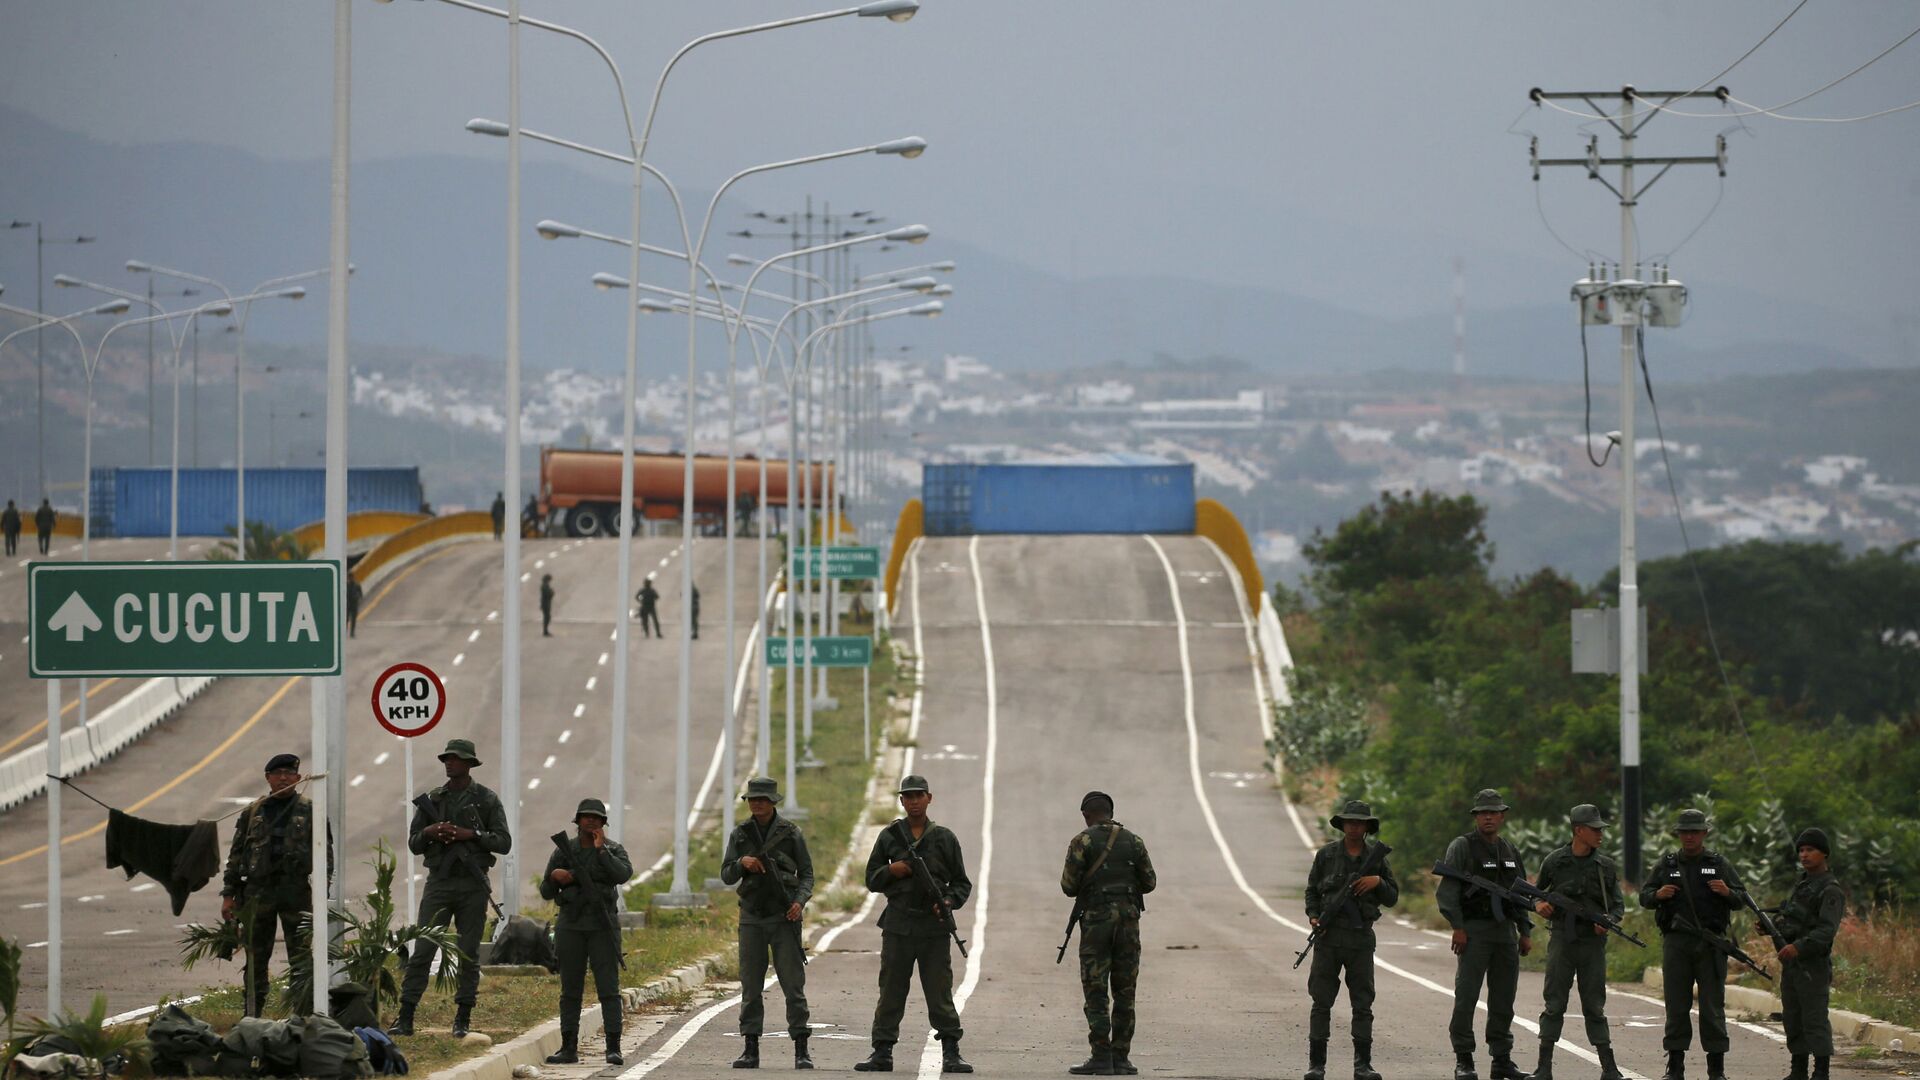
[
  {"left": 1533, "top": 85, "right": 1725, "bottom": 884},
  {"left": 1451, "top": 257, "right": 1466, "bottom": 379}
]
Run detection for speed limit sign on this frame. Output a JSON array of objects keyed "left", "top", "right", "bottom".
[{"left": 372, "top": 661, "right": 446, "bottom": 738}]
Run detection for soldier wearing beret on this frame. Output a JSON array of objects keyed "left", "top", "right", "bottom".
[
  {"left": 1773, "top": 828, "right": 1846, "bottom": 1080},
  {"left": 721, "top": 777, "right": 816, "bottom": 1070},
  {"left": 1303, "top": 800, "right": 1397, "bottom": 1080},
  {"left": 1437, "top": 789, "right": 1534, "bottom": 1080},
  {"left": 220, "top": 753, "right": 332, "bottom": 1017},
  {"left": 540, "top": 797, "right": 633, "bottom": 1066},
  {"left": 856, "top": 775, "right": 973, "bottom": 1075},
  {"left": 1639, "top": 809, "right": 1745, "bottom": 1080},
  {"left": 396, "top": 738, "right": 513, "bottom": 1039},
  {"left": 1062, "top": 791, "right": 1157, "bottom": 1077},
  {"left": 1527, "top": 805, "right": 1625, "bottom": 1080}
]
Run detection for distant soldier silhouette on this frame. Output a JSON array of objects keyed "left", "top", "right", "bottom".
[
  {"left": 690, "top": 582, "right": 701, "bottom": 640},
  {"left": 346, "top": 577, "right": 363, "bottom": 638},
  {"left": 490, "top": 492, "right": 506, "bottom": 540},
  {"left": 34, "top": 498, "right": 56, "bottom": 555},
  {"left": 540, "top": 574, "right": 555, "bottom": 637},
  {"left": 1, "top": 499, "right": 20, "bottom": 556},
  {"left": 635, "top": 580, "right": 662, "bottom": 639}
]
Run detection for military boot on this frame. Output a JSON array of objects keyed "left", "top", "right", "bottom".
[
  {"left": 545, "top": 1026, "right": 580, "bottom": 1066},
  {"left": 1492, "top": 1056, "right": 1527, "bottom": 1080},
  {"left": 941, "top": 1036, "right": 973, "bottom": 1075},
  {"left": 1353, "top": 1040, "right": 1382, "bottom": 1080},
  {"left": 1597, "top": 1047, "right": 1623, "bottom": 1080},
  {"left": 451, "top": 1004, "right": 473, "bottom": 1039},
  {"left": 1661, "top": 1052, "right": 1685, "bottom": 1080},
  {"left": 604, "top": 1003, "right": 624, "bottom": 1067},
  {"left": 1704, "top": 1053, "right": 1725, "bottom": 1080},
  {"left": 1111, "top": 1051, "right": 1137, "bottom": 1076},
  {"left": 1455, "top": 1053, "right": 1480, "bottom": 1080},
  {"left": 734, "top": 1035, "right": 761, "bottom": 1069},
  {"left": 1304, "top": 1040, "right": 1328, "bottom": 1080},
  {"left": 1528, "top": 1040, "right": 1553, "bottom": 1080},
  {"left": 1781, "top": 1054, "right": 1809, "bottom": 1080},
  {"left": 391, "top": 1002, "right": 416, "bottom": 1038},
  {"left": 854, "top": 1043, "right": 894, "bottom": 1072},
  {"left": 1070, "top": 1048, "right": 1113, "bottom": 1075},
  {"left": 1810, "top": 1058, "right": 1830, "bottom": 1080},
  {"left": 795, "top": 1035, "right": 814, "bottom": 1070}
]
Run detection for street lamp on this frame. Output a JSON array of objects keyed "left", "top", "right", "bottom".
[{"left": 7, "top": 222, "right": 96, "bottom": 499}]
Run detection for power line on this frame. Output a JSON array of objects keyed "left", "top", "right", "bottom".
[
  {"left": 1723, "top": 91, "right": 1920, "bottom": 123},
  {"left": 1645, "top": 173, "right": 1727, "bottom": 263},
  {"left": 1644, "top": 22, "right": 1920, "bottom": 119}
]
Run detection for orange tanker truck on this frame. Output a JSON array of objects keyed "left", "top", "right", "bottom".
[{"left": 538, "top": 446, "right": 830, "bottom": 537}]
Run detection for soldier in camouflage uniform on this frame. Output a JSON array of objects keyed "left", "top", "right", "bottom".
[
  {"left": 1773, "top": 828, "right": 1846, "bottom": 1080},
  {"left": 1527, "top": 805, "right": 1625, "bottom": 1080},
  {"left": 721, "top": 777, "right": 816, "bottom": 1070},
  {"left": 1638, "top": 809, "right": 1744, "bottom": 1080},
  {"left": 856, "top": 775, "right": 973, "bottom": 1075},
  {"left": 395, "top": 738, "right": 513, "bottom": 1039},
  {"left": 1061, "top": 791, "right": 1156, "bottom": 1077},
  {"left": 1303, "top": 800, "right": 1397, "bottom": 1080},
  {"left": 540, "top": 798, "right": 633, "bottom": 1067},
  {"left": 1437, "top": 789, "right": 1534, "bottom": 1080},
  {"left": 220, "top": 753, "right": 332, "bottom": 1017}
]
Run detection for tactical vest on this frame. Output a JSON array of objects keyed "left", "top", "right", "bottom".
[
  {"left": 1079, "top": 824, "right": 1145, "bottom": 900},
  {"left": 1651, "top": 850, "right": 1733, "bottom": 932},
  {"left": 735, "top": 818, "right": 803, "bottom": 917},
  {"left": 1776, "top": 873, "right": 1842, "bottom": 942},
  {"left": 1459, "top": 833, "right": 1523, "bottom": 923}
]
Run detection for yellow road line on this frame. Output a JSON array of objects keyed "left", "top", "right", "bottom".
[
  {"left": 0, "top": 678, "right": 123, "bottom": 757},
  {"left": 0, "top": 548, "right": 453, "bottom": 867}
]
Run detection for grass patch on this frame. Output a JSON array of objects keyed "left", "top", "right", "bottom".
[{"left": 1829, "top": 908, "right": 1920, "bottom": 1030}]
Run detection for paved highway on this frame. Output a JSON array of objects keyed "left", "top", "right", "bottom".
[
  {"left": 607, "top": 534, "right": 1874, "bottom": 1080},
  {"left": 0, "top": 532, "right": 770, "bottom": 1015}
]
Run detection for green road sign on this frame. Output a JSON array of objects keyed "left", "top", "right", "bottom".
[
  {"left": 765, "top": 635, "right": 873, "bottom": 668},
  {"left": 29, "top": 561, "right": 342, "bottom": 677},
  {"left": 797, "top": 546, "right": 881, "bottom": 580}
]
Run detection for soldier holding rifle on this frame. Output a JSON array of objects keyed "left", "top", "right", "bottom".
[
  {"left": 1435, "top": 789, "right": 1533, "bottom": 1080},
  {"left": 721, "top": 777, "right": 816, "bottom": 1070},
  {"left": 540, "top": 798, "right": 633, "bottom": 1066},
  {"left": 1522, "top": 805, "right": 1628, "bottom": 1080},
  {"left": 1302, "top": 800, "right": 1397, "bottom": 1080},
  {"left": 1059, "top": 791, "right": 1156, "bottom": 1078},
  {"left": 1773, "top": 829, "right": 1846, "bottom": 1080},
  {"left": 1639, "top": 809, "right": 1745, "bottom": 1080}
]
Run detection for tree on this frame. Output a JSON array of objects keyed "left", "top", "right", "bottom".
[{"left": 1304, "top": 490, "right": 1493, "bottom": 604}]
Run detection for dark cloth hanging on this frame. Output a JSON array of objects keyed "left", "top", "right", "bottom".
[{"left": 105, "top": 808, "right": 221, "bottom": 916}]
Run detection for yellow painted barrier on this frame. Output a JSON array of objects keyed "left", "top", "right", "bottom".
[
  {"left": 1195, "top": 498, "right": 1264, "bottom": 614},
  {"left": 352, "top": 511, "right": 493, "bottom": 584},
  {"left": 289, "top": 510, "right": 430, "bottom": 552},
  {"left": 882, "top": 499, "right": 925, "bottom": 616},
  {"left": 53, "top": 516, "right": 84, "bottom": 538}
]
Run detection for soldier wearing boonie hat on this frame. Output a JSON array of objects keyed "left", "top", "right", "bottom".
[
  {"left": 1527, "top": 806, "right": 1625, "bottom": 1080},
  {"left": 1303, "top": 800, "right": 1397, "bottom": 1080},
  {"left": 721, "top": 777, "right": 816, "bottom": 1069},
  {"left": 1639, "top": 810, "right": 1746, "bottom": 1080}
]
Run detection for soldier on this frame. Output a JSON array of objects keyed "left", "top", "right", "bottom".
[
  {"left": 540, "top": 798, "right": 633, "bottom": 1067},
  {"left": 2, "top": 499, "right": 20, "bottom": 556},
  {"left": 1528, "top": 805, "right": 1625, "bottom": 1080},
  {"left": 1063, "top": 791, "right": 1156, "bottom": 1076},
  {"left": 721, "top": 777, "right": 816, "bottom": 1070},
  {"left": 1303, "top": 799, "right": 1397, "bottom": 1080},
  {"left": 1638, "top": 809, "right": 1744, "bottom": 1080},
  {"left": 856, "top": 775, "right": 973, "bottom": 1075},
  {"left": 1438, "top": 789, "right": 1534, "bottom": 1080},
  {"left": 220, "top": 753, "right": 332, "bottom": 1017},
  {"left": 347, "top": 576, "right": 363, "bottom": 638},
  {"left": 636, "top": 580, "right": 662, "bottom": 639},
  {"left": 395, "top": 738, "right": 513, "bottom": 1039},
  {"left": 540, "top": 574, "right": 555, "bottom": 637},
  {"left": 35, "top": 497, "right": 56, "bottom": 555},
  {"left": 691, "top": 582, "right": 701, "bottom": 640},
  {"left": 490, "top": 492, "right": 506, "bottom": 540},
  {"left": 1773, "top": 829, "right": 1846, "bottom": 1080}
]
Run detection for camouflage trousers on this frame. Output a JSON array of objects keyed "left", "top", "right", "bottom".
[{"left": 1078, "top": 906, "right": 1142, "bottom": 1056}]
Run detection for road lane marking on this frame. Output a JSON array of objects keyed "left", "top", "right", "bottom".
[
  {"left": 105, "top": 928, "right": 137, "bottom": 936},
  {"left": 453, "top": 652, "right": 465, "bottom": 666},
  {"left": 374, "top": 751, "right": 390, "bottom": 766},
  {"left": 585, "top": 676, "right": 597, "bottom": 691},
  {"left": 573, "top": 703, "right": 585, "bottom": 718},
  {"left": 468, "top": 629, "right": 481, "bottom": 643},
  {"left": 543, "top": 755, "right": 557, "bottom": 769},
  {"left": 598, "top": 652, "right": 609, "bottom": 666},
  {"left": 527, "top": 777, "right": 540, "bottom": 790},
  {"left": 1148, "top": 535, "right": 1648, "bottom": 1078},
  {"left": 350, "top": 774, "right": 365, "bottom": 788},
  {"left": 559, "top": 729, "right": 571, "bottom": 744},
  {"left": 130, "top": 883, "right": 156, "bottom": 893}
]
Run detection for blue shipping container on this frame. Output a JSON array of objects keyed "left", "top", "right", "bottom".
[
  {"left": 922, "top": 463, "right": 1194, "bottom": 536},
  {"left": 90, "top": 468, "right": 424, "bottom": 537}
]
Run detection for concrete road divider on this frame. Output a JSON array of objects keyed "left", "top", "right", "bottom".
[{"left": 0, "top": 675, "right": 215, "bottom": 812}]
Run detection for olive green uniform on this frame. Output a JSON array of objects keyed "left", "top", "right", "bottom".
[
  {"left": 864, "top": 818, "right": 972, "bottom": 1045},
  {"left": 1304, "top": 840, "right": 1399, "bottom": 1045},
  {"left": 1437, "top": 834, "right": 1533, "bottom": 1059},
  {"left": 1638, "top": 850, "right": 1744, "bottom": 1054},
  {"left": 538, "top": 834, "right": 633, "bottom": 1027},
  {"left": 1775, "top": 870, "right": 1845, "bottom": 1058},
  {"left": 1533, "top": 845, "right": 1624, "bottom": 1049},
  {"left": 721, "top": 813, "right": 816, "bottom": 1039},
  {"left": 401, "top": 781, "right": 512, "bottom": 1007},
  {"left": 1061, "top": 821, "right": 1157, "bottom": 1058},
  {"left": 221, "top": 793, "right": 332, "bottom": 1016}
]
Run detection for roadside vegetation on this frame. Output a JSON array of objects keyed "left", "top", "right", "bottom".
[{"left": 1273, "top": 490, "right": 1920, "bottom": 1008}]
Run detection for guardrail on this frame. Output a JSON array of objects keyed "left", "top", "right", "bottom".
[
  {"left": 0, "top": 676, "right": 215, "bottom": 813},
  {"left": 1195, "top": 498, "right": 1264, "bottom": 616},
  {"left": 353, "top": 510, "right": 494, "bottom": 586},
  {"left": 1256, "top": 590, "right": 1294, "bottom": 709},
  {"left": 882, "top": 499, "right": 924, "bottom": 616},
  {"left": 289, "top": 509, "right": 429, "bottom": 554}
]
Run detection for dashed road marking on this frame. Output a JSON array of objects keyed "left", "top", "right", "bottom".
[
  {"left": 558, "top": 729, "right": 572, "bottom": 744},
  {"left": 350, "top": 774, "right": 365, "bottom": 788},
  {"left": 527, "top": 777, "right": 541, "bottom": 790},
  {"left": 374, "top": 751, "right": 390, "bottom": 766},
  {"left": 585, "top": 676, "right": 597, "bottom": 691},
  {"left": 543, "top": 755, "right": 557, "bottom": 769},
  {"left": 573, "top": 703, "right": 585, "bottom": 718},
  {"left": 468, "top": 629, "right": 481, "bottom": 643},
  {"left": 453, "top": 652, "right": 465, "bottom": 666}
]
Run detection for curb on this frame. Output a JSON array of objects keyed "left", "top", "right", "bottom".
[{"left": 1642, "top": 966, "right": 1918, "bottom": 1054}]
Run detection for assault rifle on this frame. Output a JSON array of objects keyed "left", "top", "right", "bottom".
[
  {"left": 549, "top": 831, "right": 620, "bottom": 939},
  {"left": 1666, "top": 917, "right": 1772, "bottom": 982},
  {"left": 1430, "top": 860, "right": 1532, "bottom": 925},
  {"left": 746, "top": 822, "right": 800, "bottom": 912},
  {"left": 1737, "top": 890, "right": 1789, "bottom": 953},
  {"left": 893, "top": 820, "right": 968, "bottom": 958},
  {"left": 412, "top": 792, "right": 504, "bottom": 920},
  {"left": 1294, "top": 841, "right": 1393, "bottom": 969},
  {"left": 1508, "top": 878, "right": 1645, "bottom": 948}
]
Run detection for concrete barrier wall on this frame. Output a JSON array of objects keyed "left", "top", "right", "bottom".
[
  {"left": 353, "top": 511, "right": 493, "bottom": 585},
  {"left": 883, "top": 499, "right": 925, "bottom": 616},
  {"left": 0, "top": 675, "right": 215, "bottom": 812}
]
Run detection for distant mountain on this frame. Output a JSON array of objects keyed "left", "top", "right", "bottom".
[{"left": 0, "top": 106, "right": 1888, "bottom": 379}]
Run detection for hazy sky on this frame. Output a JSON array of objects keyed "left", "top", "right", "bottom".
[{"left": 4, "top": 1, "right": 1918, "bottom": 336}]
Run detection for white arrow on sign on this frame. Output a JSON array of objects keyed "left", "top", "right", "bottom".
[{"left": 48, "top": 592, "right": 102, "bottom": 643}]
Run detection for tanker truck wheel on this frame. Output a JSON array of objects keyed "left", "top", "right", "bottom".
[{"left": 567, "top": 505, "right": 607, "bottom": 537}]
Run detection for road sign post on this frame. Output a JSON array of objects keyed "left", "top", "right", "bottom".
[
  {"left": 29, "top": 562, "right": 342, "bottom": 677},
  {"left": 797, "top": 545, "right": 880, "bottom": 580},
  {"left": 371, "top": 662, "right": 445, "bottom": 921}
]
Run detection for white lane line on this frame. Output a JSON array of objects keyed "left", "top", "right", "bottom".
[
  {"left": 1148, "top": 535, "right": 1644, "bottom": 1078},
  {"left": 77, "top": 894, "right": 104, "bottom": 903},
  {"left": 527, "top": 777, "right": 541, "bottom": 790},
  {"left": 25, "top": 941, "right": 46, "bottom": 949},
  {"left": 105, "top": 928, "right": 137, "bottom": 936},
  {"left": 488, "top": 610, "right": 499, "bottom": 621},
  {"left": 598, "top": 651, "right": 609, "bottom": 666},
  {"left": 453, "top": 652, "right": 466, "bottom": 666},
  {"left": 573, "top": 703, "right": 586, "bottom": 718},
  {"left": 585, "top": 675, "right": 597, "bottom": 691},
  {"left": 519, "top": 572, "right": 531, "bottom": 583},
  {"left": 130, "top": 882, "right": 157, "bottom": 893},
  {"left": 468, "top": 629, "right": 481, "bottom": 643},
  {"left": 535, "top": 559, "right": 545, "bottom": 569},
  {"left": 559, "top": 729, "right": 572, "bottom": 744},
  {"left": 374, "top": 751, "right": 390, "bottom": 766},
  {"left": 543, "top": 755, "right": 557, "bottom": 769},
  {"left": 350, "top": 774, "right": 366, "bottom": 788}
]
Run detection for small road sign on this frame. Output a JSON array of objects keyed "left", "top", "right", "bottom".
[
  {"left": 29, "top": 561, "right": 341, "bottom": 677},
  {"left": 765, "top": 635, "right": 873, "bottom": 668},
  {"left": 797, "top": 546, "right": 881, "bottom": 580},
  {"left": 372, "top": 662, "right": 446, "bottom": 738}
]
